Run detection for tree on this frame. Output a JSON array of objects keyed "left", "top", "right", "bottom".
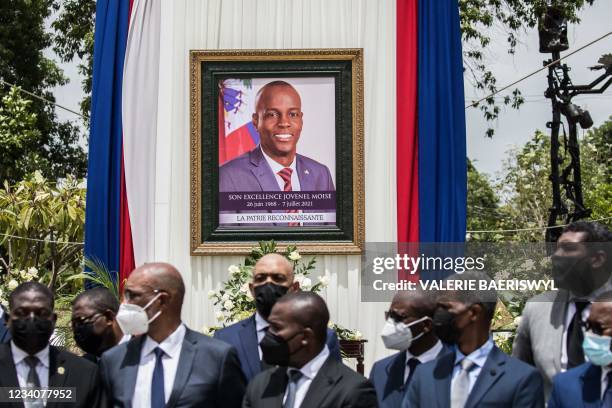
[
  {"left": 0, "top": 0, "right": 86, "bottom": 183},
  {"left": 466, "top": 159, "right": 504, "bottom": 241}
]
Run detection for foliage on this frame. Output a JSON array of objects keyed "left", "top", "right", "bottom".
[
  {"left": 67, "top": 257, "right": 120, "bottom": 301},
  {"left": 0, "top": 0, "right": 87, "bottom": 183},
  {"left": 466, "top": 159, "right": 504, "bottom": 241},
  {"left": 0, "top": 172, "right": 85, "bottom": 299},
  {"left": 460, "top": 0, "right": 595, "bottom": 137}
]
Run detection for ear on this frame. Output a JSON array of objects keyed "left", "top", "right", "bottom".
[
  {"left": 289, "top": 281, "right": 300, "bottom": 293},
  {"left": 591, "top": 249, "right": 607, "bottom": 269},
  {"left": 249, "top": 282, "right": 255, "bottom": 298},
  {"left": 302, "top": 327, "right": 313, "bottom": 345},
  {"left": 421, "top": 318, "right": 433, "bottom": 333},
  {"left": 103, "top": 309, "right": 115, "bottom": 326},
  {"left": 252, "top": 113, "right": 259, "bottom": 127},
  {"left": 51, "top": 312, "right": 58, "bottom": 325},
  {"left": 469, "top": 304, "right": 482, "bottom": 322}
]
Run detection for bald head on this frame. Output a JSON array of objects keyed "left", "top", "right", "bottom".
[
  {"left": 254, "top": 253, "right": 294, "bottom": 278},
  {"left": 391, "top": 290, "right": 437, "bottom": 319},
  {"left": 275, "top": 292, "right": 329, "bottom": 345},
  {"left": 128, "top": 263, "right": 185, "bottom": 311},
  {"left": 254, "top": 81, "right": 301, "bottom": 112}
]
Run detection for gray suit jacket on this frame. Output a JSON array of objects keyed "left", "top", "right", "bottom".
[
  {"left": 219, "top": 145, "right": 335, "bottom": 192},
  {"left": 99, "top": 327, "right": 246, "bottom": 408},
  {"left": 512, "top": 289, "right": 570, "bottom": 399}
]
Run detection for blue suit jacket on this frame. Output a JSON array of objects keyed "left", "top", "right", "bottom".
[
  {"left": 369, "top": 345, "right": 449, "bottom": 408},
  {"left": 404, "top": 345, "right": 544, "bottom": 408},
  {"left": 0, "top": 320, "right": 10, "bottom": 343},
  {"left": 219, "top": 145, "right": 335, "bottom": 192},
  {"left": 548, "top": 363, "right": 603, "bottom": 408},
  {"left": 99, "top": 327, "right": 246, "bottom": 408},
  {"left": 214, "top": 314, "right": 342, "bottom": 382}
]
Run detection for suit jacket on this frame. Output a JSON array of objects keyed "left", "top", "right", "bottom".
[
  {"left": 548, "top": 363, "right": 604, "bottom": 408},
  {"left": 243, "top": 354, "right": 379, "bottom": 408},
  {"left": 214, "top": 314, "right": 342, "bottom": 382},
  {"left": 405, "top": 345, "right": 544, "bottom": 408},
  {"left": 219, "top": 146, "right": 335, "bottom": 193},
  {"left": 0, "top": 320, "right": 10, "bottom": 343},
  {"left": 512, "top": 289, "right": 570, "bottom": 397},
  {"left": 369, "top": 344, "right": 450, "bottom": 408},
  {"left": 0, "top": 343, "right": 102, "bottom": 408},
  {"left": 100, "top": 327, "right": 246, "bottom": 408}
]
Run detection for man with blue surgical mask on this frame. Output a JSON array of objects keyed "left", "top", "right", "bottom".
[
  {"left": 549, "top": 291, "right": 612, "bottom": 407},
  {"left": 369, "top": 290, "right": 447, "bottom": 408}
]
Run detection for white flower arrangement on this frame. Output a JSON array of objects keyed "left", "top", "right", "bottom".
[{"left": 0, "top": 266, "right": 41, "bottom": 307}]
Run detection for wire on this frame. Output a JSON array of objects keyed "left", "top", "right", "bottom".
[
  {"left": 465, "top": 30, "right": 612, "bottom": 109},
  {"left": 0, "top": 79, "right": 86, "bottom": 119},
  {"left": 467, "top": 217, "right": 612, "bottom": 234},
  {"left": 0, "top": 232, "right": 84, "bottom": 246}
]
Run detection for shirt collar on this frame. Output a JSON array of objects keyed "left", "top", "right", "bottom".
[
  {"left": 11, "top": 341, "right": 50, "bottom": 369},
  {"left": 296, "top": 345, "right": 330, "bottom": 380},
  {"left": 142, "top": 323, "right": 186, "bottom": 359},
  {"left": 406, "top": 340, "right": 444, "bottom": 365},
  {"left": 260, "top": 145, "right": 296, "bottom": 175},
  {"left": 454, "top": 336, "right": 495, "bottom": 368},
  {"left": 254, "top": 312, "right": 269, "bottom": 332},
  {"left": 602, "top": 365, "right": 612, "bottom": 382}
]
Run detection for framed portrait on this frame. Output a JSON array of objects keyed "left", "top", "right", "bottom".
[{"left": 190, "top": 49, "right": 364, "bottom": 254}]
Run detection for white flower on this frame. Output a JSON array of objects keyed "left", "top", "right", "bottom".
[
  {"left": 207, "top": 290, "right": 217, "bottom": 299},
  {"left": 353, "top": 330, "right": 363, "bottom": 340},
  {"left": 513, "top": 316, "right": 522, "bottom": 327},
  {"left": 521, "top": 259, "right": 535, "bottom": 271},
  {"left": 317, "top": 275, "right": 329, "bottom": 287},
  {"left": 240, "top": 283, "right": 249, "bottom": 293},
  {"left": 215, "top": 311, "right": 225, "bottom": 322},
  {"left": 221, "top": 292, "right": 231, "bottom": 302},
  {"left": 228, "top": 265, "right": 241, "bottom": 276},
  {"left": 294, "top": 274, "right": 304, "bottom": 285},
  {"left": 20, "top": 270, "right": 28, "bottom": 280},
  {"left": 8, "top": 279, "right": 19, "bottom": 291},
  {"left": 223, "top": 299, "right": 234, "bottom": 310},
  {"left": 27, "top": 267, "right": 38, "bottom": 278},
  {"left": 288, "top": 251, "right": 301, "bottom": 261},
  {"left": 202, "top": 326, "right": 212, "bottom": 336},
  {"left": 301, "top": 277, "right": 312, "bottom": 290}
]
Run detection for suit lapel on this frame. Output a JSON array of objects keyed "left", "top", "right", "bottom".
[
  {"left": 250, "top": 147, "right": 280, "bottom": 191},
  {"left": 261, "top": 367, "right": 288, "bottom": 406},
  {"left": 434, "top": 351, "right": 455, "bottom": 408},
  {"left": 296, "top": 155, "right": 315, "bottom": 191},
  {"left": 239, "top": 315, "right": 261, "bottom": 380},
  {"left": 121, "top": 335, "right": 146, "bottom": 408},
  {"left": 166, "top": 329, "right": 197, "bottom": 408},
  {"left": 383, "top": 351, "right": 407, "bottom": 403},
  {"left": 300, "top": 357, "right": 341, "bottom": 408},
  {"left": 0, "top": 345, "right": 23, "bottom": 408},
  {"left": 47, "top": 347, "right": 69, "bottom": 408},
  {"left": 551, "top": 290, "right": 570, "bottom": 372},
  {"left": 580, "top": 363, "right": 602, "bottom": 408},
  {"left": 465, "top": 347, "right": 506, "bottom": 408}
]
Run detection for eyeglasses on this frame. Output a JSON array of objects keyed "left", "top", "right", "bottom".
[
  {"left": 71, "top": 312, "right": 102, "bottom": 327},
  {"left": 580, "top": 320, "right": 606, "bottom": 336}
]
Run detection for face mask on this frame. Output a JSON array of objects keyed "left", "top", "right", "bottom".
[
  {"left": 583, "top": 331, "right": 612, "bottom": 366},
  {"left": 432, "top": 308, "right": 462, "bottom": 345},
  {"left": 254, "top": 283, "right": 289, "bottom": 319},
  {"left": 10, "top": 315, "right": 54, "bottom": 355},
  {"left": 260, "top": 330, "right": 302, "bottom": 366},
  {"left": 381, "top": 316, "right": 430, "bottom": 351},
  {"left": 551, "top": 255, "right": 596, "bottom": 296},
  {"left": 116, "top": 292, "right": 162, "bottom": 336},
  {"left": 73, "top": 319, "right": 105, "bottom": 356}
]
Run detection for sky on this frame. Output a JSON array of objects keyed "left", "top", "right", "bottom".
[{"left": 50, "top": 2, "right": 612, "bottom": 177}]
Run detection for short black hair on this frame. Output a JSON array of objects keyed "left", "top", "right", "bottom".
[
  {"left": 73, "top": 287, "right": 119, "bottom": 314},
  {"left": 441, "top": 271, "right": 498, "bottom": 322},
  {"left": 562, "top": 221, "right": 611, "bottom": 268},
  {"left": 276, "top": 291, "right": 329, "bottom": 345},
  {"left": 9, "top": 281, "right": 54, "bottom": 311}
]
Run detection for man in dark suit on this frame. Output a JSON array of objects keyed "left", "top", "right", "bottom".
[
  {"left": 405, "top": 271, "right": 544, "bottom": 408},
  {"left": 0, "top": 282, "right": 102, "bottom": 407},
  {"left": 243, "top": 291, "right": 378, "bottom": 408},
  {"left": 0, "top": 305, "right": 11, "bottom": 343},
  {"left": 548, "top": 291, "right": 612, "bottom": 407},
  {"left": 214, "top": 253, "right": 341, "bottom": 382},
  {"left": 513, "top": 221, "right": 611, "bottom": 397},
  {"left": 100, "top": 262, "right": 246, "bottom": 408},
  {"left": 370, "top": 290, "right": 448, "bottom": 408},
  {"left": 71, "top": 287, "right": 124, "bottom": 362}
]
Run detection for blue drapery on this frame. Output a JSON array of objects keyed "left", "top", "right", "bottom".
[{"left": 418, "top": 0, "right": 467, "bottom": 243}]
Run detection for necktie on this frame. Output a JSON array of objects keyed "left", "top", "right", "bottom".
[
  {"left": 24, "top": 356, "right": 43, "bottom": 408},
  {"left": 450, "top": 358, "right": 475, "bottom": 408},
  {"left": 284, "top": 368, "right": 303, "bottom": 408},
  {"left": 404, "top": 358, "right": 421, "bottom": 387},
  {"left": 277, "top": 168, "right": 299, "bottom": 226},
  {"left": 602, "top": 371, "right": 612, "bottom": 408},
  {"left": 151, "top": 347, "right": 165, "bottom": 408},
  {"left": 567, "top": 301, "right": 588, "bottom": 368}
]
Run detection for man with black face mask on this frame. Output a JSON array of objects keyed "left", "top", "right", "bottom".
[
  {"left": 71, "top": 287, "right": 124, "bottom": 362},
  {"left": 0, "top": 282, "right": 103, "bottom": 407},
  {"left": 405, "top": 271, "right": 544, "bottom": 408},
  {"left": 244, "top": 291, "right": 378, "bottom": 408},
  {"left": 513, "top": 221, "right": 611, "bottom": 398},
  {"left": 214, "top": 253, "right": 340, "bottom": 382},
  {"left": 370, "top": 290, "right": 449, "bottom": 408}
]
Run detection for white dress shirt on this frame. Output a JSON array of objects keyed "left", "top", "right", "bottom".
[
  {"left": 451, "top": 337, "right": 495, "bottom": 394},
  {"left": 283, "top": 345, "right": 330, "bottom": 408},
  {"left": 255, "top": 312, "right": 269, "bottom": 359},
  {"left": 404, "top": 340, "right": 443, "bottom": 382},
  {"left": 261, "top": 146, "right": 301, "bottom": 191},
  {"left": 602, "top": 365, "right": 612, "bottom": 399},
  {"left": 133, "top": 324, "right": 186, "bottom": 407},
  {"left": 11, "top": 341, "right": 49, "bottom": 408}
]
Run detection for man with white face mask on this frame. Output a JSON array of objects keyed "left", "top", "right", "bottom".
[
  {"left": 548, "top": 291, "right": 612, "bottom": 407},
  {"left": 99, "top": 262, "right": 246, "bottom": 407},
  {"left": 369, "top": 290, "right": 448, "bottom": 408}
]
